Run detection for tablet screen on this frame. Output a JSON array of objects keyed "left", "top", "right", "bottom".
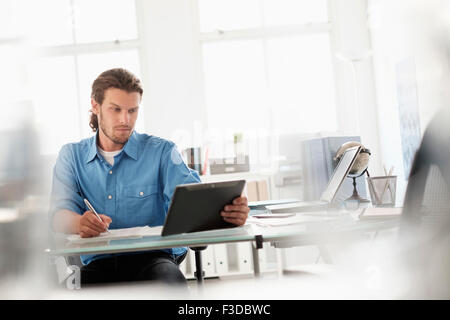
[{"left": 162, "top": 180, "right": 246, "bottom": 236}]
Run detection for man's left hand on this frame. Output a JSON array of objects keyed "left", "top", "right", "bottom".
[{"left": 221, "top": 196, "right": 250, "bottom": 226}]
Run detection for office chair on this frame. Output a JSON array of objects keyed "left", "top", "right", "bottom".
[
  {"left": 57, "top": 251, "right": 190, "bottom": 289},
  {"left": 399, "top": 107, "right": 450, "bottom": 299}
]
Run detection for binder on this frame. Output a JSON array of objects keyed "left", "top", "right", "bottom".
[
  {"left": 246, "top": 181, "right": 259, "bottom": 202},
  {"left": 257, "top": 180, "right": 270, "bottom": 201},
  {"left": 236, "top": 242, "right": 253, "bottom": 273},
  {"left": 178, "top": 255, "right": 188, "bottom": 276},
  {"left": 257, "top": 245, "right": 267, "bottom": 273},
  {"left": 302, "top": 137, "right": 328, "bottom": 200},
  {"left": 205, "top": 246, "right": 217, "bottom": 277},
  {"left": 187, "top": 250, "right": 196, "bottom": 279},
  {"left": 213, "top": 244, "right": 229, "bottom": 275}
]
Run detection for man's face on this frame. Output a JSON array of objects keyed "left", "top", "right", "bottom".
[{"left": 91, "top": 88, "right": 141, "bottom": 149}]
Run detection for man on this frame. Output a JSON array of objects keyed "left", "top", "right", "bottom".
[{"left": 50, "top": 68, "right": 250, "bottom": 286}]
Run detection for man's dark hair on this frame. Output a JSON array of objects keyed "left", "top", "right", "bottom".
[{"left": 89, "top": 68, "right": 143, "bottom": 132}]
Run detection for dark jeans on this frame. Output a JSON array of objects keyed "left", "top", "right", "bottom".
[{"left": 80, "top": 251, "right": 187, "bottom": 286}]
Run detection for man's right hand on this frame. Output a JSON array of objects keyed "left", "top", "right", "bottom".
[{"left": 78, "top": 210, "right": 112, "bottom": 238}]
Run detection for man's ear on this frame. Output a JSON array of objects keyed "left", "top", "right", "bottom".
[{"left": 91, "top": 98, "right": 99, "bottom": 115}]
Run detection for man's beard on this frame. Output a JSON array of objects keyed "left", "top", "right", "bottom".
[{"left": 99, "top": 121, "right": 132, "bottom": 146}]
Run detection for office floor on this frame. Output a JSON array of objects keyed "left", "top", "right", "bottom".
[
  {"left": 44, "top": 271, "right": 284, "bottom": 299},
  {"left": 43, "top": 266, "right": 383, "bottom": 299},
  {"left": 27, "top": 258, "right": 417, "bottom": 300}
]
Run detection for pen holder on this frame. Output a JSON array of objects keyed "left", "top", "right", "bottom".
[{"left": 366, "top": 176, "right": 397, "bottom": 207}]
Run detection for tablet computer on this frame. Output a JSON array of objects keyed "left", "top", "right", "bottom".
[{"left": 161, "top": 179, "right": 246, "bottom": 236}]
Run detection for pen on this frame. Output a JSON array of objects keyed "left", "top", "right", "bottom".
[{"left": 84, "top": 198, "right": 109, "bottom": 232}]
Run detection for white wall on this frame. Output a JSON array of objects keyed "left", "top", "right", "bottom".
[
  {"left": 329, "top": 0, "right": 383, "bottom": 178},
  {"left": 136, "top": 0, "right": 207, "bottom": 147},
  {"left": 368, "top": 0, "right": 450, "bottom": 202}
]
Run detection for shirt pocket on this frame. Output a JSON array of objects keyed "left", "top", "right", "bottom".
[{"left": 123, "top": 185, "right": 161, "bottom": 227}]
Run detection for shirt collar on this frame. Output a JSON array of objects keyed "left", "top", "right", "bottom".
[
  {"left": 85, "top": 131, "right": 139, "bottom": 164},
  {"left": 122, "top": 131, "right": 138, "bottom": 161},
  {"left": 85, "top": 134, "right": 98, "bottom": 164}
]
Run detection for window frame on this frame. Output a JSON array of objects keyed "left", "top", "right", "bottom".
[
  {"left": 32, "top": 0, "right": 144, "bottom": 152},
  {"left": 196, "top": 0, "right": 338, "bottom": 136}
]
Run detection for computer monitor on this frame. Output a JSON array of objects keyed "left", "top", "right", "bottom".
[{"left": 320, "top": 146, "right": 361, "bottom": 203}]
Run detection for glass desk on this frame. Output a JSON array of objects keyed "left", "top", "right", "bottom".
[
  {"left": 46, "top": 225, "right": 257, "bottom": 288},
  {"left": 46, "top": 213, "right": 401, "bottom": 289},
  {"left": 256, "top": 214, "right": 401, "bottom": 247},
  {"left": 252, "top": 213, "right": 401, "bottom": 269},
  {"left": 47, "top": 225, "right": 256, "bottom": 256}
]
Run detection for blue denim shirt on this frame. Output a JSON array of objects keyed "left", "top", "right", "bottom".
[{"left": 49, "top": 131, "right": 201, "bottom": 265}]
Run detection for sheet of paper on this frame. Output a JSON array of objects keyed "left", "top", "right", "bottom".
[
  {"left": 359, "top": 207, "right": 403, "bottom": 219},
  {"left": 246, "top": 214, "right": 334, "bottom": 227},
  {"left": 65, "top": 226, "right": 162, "bottom": 243},
  {"left": 162, "top": 225, "right": 253, "bottom": 239},
  {"left": 251, "top": 213, "right": 296, "bottom": 218}
]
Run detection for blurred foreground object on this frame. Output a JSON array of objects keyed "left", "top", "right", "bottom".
[
  {"left": 0, "top": 101, "right": 52, "bottom": 298},
  {"left": 399, "top": 107, "right": 450, "bottom": 298}
]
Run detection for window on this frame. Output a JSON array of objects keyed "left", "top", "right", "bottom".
[
  {"left": 198, "top": 0, "right": 261, "bottom": 32},
  {"left": 266, "top": 34, "right": 336, "bottom": 133},
  {"left": 203, "top": 39, "right": 268, "bottom": 132},
  {"left": 262, "top": 0, "right": 328, "bottom": 26},
  {"left": 198, "top": 0, "right": 337, "bottom": 164},
  {"left": 27, "top": 0, "right": 142, "bottom": 155},
  {"left": 28, "top": 0, "right": 138, "bottom": 46},
  {"left": 29, "top": 56, "right": 80, "bottom": 155}
]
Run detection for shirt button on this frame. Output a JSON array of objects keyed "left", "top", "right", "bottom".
[
  {"left": 109, "top": 170, "right": 113, "bottom": 174},
  {"left": 108, "top": 195, "right": 112, "bottom": 199},
  {"left": 139, "top": 191, "right": 144, "bottom": 196}
]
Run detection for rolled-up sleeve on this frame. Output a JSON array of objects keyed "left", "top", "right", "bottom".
[{"left": 49, "top": 144, "right": 85, "bottom": 223}]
